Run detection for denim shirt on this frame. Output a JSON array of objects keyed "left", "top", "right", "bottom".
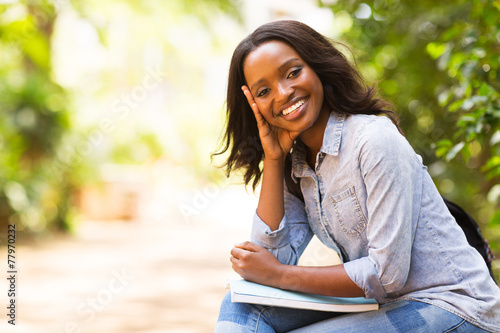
[{"left": 251, "top": 113, "right": 500, "bottom": 332}]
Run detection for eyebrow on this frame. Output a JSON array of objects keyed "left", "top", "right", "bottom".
[
  {"left": 250, "top": 58, "right": 301, "bottom": 93},
  {"left": 278, "top": 58, "right": 300, "bottom": 72}
]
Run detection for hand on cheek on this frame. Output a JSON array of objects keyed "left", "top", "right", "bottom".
[{"left": 241, "top": 85, "right": 300, "bottom": 161}]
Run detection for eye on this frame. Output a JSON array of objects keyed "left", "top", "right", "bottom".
[
  {"left": 257, "top": 88, "right": 270, "bottom": 97},
  {"left": 287, "top": 68, "right": 302, "bottom": 79}
]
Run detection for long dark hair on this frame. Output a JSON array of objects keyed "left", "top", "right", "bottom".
[{"left": 213, "top": 20, "right": 400, "bottom": 190}]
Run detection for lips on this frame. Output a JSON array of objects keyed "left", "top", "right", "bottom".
[{"left": 280, "top": 97, "right": 308, "bottom": 117}]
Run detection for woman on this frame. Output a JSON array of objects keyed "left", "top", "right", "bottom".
[{"left": 213, "top": 20, "right": 500, "bottom": 332}]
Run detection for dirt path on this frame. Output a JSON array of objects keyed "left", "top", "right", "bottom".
[{"left": 0, "top": 186, "right": 256, "bottom": 333}]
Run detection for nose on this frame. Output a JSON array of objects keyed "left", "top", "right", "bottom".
[{"left": 276, "top": 81, "right": 293, "bottom": 103}]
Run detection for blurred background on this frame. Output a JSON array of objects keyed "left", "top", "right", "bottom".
[{"left": 0, "top": 0, "right": 498, "bottom": 332}]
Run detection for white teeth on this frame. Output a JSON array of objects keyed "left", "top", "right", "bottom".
[{"left": 282, "top": 99, "right": 305, "bottom": 116}]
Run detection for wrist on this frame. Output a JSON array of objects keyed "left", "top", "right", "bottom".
[
  {"left": 275, "top": 264, "right": 300, "bottom": 291},
  {"left": 263, "top": 155, "right": 286, "bottom": 167}
]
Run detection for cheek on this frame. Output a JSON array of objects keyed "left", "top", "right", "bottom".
[
  {"left": 312, "top": 77, "right": 324, "bottom": 100},
  {"left": 317, "top": 85, "right": 325, "bottom": 105},
  {"left": 255, "top": 101, "right": 275, "bottom": 123},
  {"left": 304, "top": 71, "right": 324, "bottom": 100}
]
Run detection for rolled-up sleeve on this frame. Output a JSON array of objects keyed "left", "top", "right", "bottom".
[
  {"left": 250, "top": 187, "right": 313, "bottom": 266},
  {"left": 344, "top": 119, "right": 423, "bottom": 299}
]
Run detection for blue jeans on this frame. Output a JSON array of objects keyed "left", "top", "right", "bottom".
[{"left": 214, "top": 292, "right": 489, "bottom": 332}]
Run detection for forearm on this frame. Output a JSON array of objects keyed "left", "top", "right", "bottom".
[
  {"left": 231, "top": 244, "right": 365, "bottom": 298},
  {"left": 274, "top": 264, "right": 366, "bottom": 298},
  {"left": 256, "top": 157, "right": 286, "bottom": 231}
]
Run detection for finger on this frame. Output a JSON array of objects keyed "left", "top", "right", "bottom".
[
  {"left": 283, "top": 130, "right": 301, "bottom": 150},
  {"left": 241, "top": 87, "right": 261, "bottom": 118},
  {"left": 230, "top": 247, "right": 238, "bottom": 259},
  {"left": 241, "top": 86, "right": 268, "bottom": 128},
  {"left": 234, "top": 240, "right": 250, "bottom": 249},
  {"left": 289, "top": 130, "right": 301, "bottom": 141},
  {"left": 231, "top": 246, "right": 248, "bottom": 259},
  {"left": 277, "top": 129, "right": 301, "bottom": 153},
  {"left": 230, "top": 259, "right": 241, "bottom": 275},
  {"left": 235, "top": 241, "right": 262, "bottom": 252},
  {"left": 241, "top": 85, "right": 256, "bottom": 105},
  {"left": 269, "top": 124, "right": 278, "bottom": 134},
  {"left": 231, "top": 263, "right": 242, "bottom": 276}
]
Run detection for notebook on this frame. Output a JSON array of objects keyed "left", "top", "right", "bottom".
[{"left": 227, "top": 279, "right": 378, "bottom": 312}]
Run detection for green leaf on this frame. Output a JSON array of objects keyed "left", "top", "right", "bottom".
[
  {"left": 478, "top": 83, "right": 495, "bottom": 96},
  {"left": 490, "top": 130, "right": 500, "bottom": 146},
  {"left": 448, "top": 100, "right": 464, "bottom": 112},
  {"left": 488, "top": 185, "right": 500, "bottom": 204},
  {"left": 472, "top": 47, "right": 486, "bottom": 59},
  {"left": 426, "top": 42, "right": 446, "bottom": 60},
  {"left": 483, "top": 156, "right": 500, "bottom": 171},
  {"left": 491, "top": 210, "right": 500, "bottom": 226},
  {"left": 482, "top": 156, "right": 500, "bottom": 179},
  {"left": 446, "top": 142, "right": 465, "bottom": 161},
  {"left": 459, "top": 115, "right": 476, "bottom": 123},
  {"left": 438, "top": 90, "right": 451, "bottom": 107},
  {"left": 435, "top": 139, "right": 452, "bottom": 158}
]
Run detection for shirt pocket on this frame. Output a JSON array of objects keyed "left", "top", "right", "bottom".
[{"left": 329, "top": 186, "right": 368, "bottom": 242}]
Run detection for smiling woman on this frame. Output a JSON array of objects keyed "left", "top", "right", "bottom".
[
  {"left": 212, "top": 20, "right": 500, "bottom": 333},
  {"left": 215, "top": 19, "right": 399, "bottom": 190}
]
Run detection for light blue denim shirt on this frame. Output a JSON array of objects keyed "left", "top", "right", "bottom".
[{"left": 251, "top": 113, "right": 500, "bottom": 332}]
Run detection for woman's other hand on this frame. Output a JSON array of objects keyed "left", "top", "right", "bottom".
[{"left": 230, "top": 241, "right": 283, "bottom": 286}]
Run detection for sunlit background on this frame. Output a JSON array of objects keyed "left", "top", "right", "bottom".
[{"left": 0, "top": 0, "right": 499, "bottom": 332}]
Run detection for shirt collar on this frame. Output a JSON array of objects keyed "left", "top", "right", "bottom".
[
  {"left": 320, "top": 112, "right": 345, "bottom": 156},
  {"left": 290, "top": 112, "right": 345, "bottom": 181}
]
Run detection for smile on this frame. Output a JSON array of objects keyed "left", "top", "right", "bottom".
[{"left": 281, "top": 97, "right": 307, "bottom": 116}]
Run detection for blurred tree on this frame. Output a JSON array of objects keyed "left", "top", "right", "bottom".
[
  {"left": 321, "top": 0, "right": 499, "bottom": 277},
  {"left": 0, "top": 0, "right": 79, "bottom": 235},
  {"left": 0, "top": 0, "right": 238, "bottom": 237}
]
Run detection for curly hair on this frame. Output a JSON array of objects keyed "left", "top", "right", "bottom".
[{"left": 213, "top": 20, "right": 400, "bottom": 190}]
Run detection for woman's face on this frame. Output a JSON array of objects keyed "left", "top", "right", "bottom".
[{"left": 243, "top": 40, "right": 329, "bottom": 134}]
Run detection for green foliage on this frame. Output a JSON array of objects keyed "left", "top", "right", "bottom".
[
  {"left": 431, "top": 0, "right": 500, "bottom": 177},
  {"left": 0, "top": 1, "right": 81, "bottom": 234},
  {"left": 0, "top": 0, "right": 242, "bottom": 237},
  {"left": 322, "top": 0, "right": 500, "bottom": 273},
  {"left": 110, "top": 132, "right": 164, "bottom": 165}
]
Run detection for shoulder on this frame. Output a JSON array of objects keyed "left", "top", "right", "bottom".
[
  {"left": 345, "top": 114, "right": 398, "bottom": 137},
  {"left": 346, "top": 115, "right": 420, "bottom": 162},
  {"left": 342, "top": 115, "right": 401, "bottom": 147}
]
